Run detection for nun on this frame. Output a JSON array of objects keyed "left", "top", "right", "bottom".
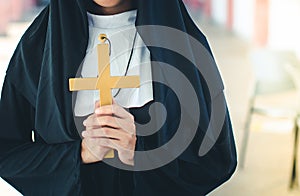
[{"left": 0, "top": 0, "right": 237, "bottom": 195}]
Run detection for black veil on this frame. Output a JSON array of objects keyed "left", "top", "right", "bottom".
[{"left": 1, "top": 0, "right": 237, "bottom": 195}]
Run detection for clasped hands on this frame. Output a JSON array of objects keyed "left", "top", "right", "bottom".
[{"left": 81, "top": 100, "right": 136, "bottom": 166}]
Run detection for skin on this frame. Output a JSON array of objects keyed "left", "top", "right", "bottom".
[
  {"left": 81, "top": 100, "right": 136, "bottom": 165},
  {"left": 87, "top": 0, "right": 137, "bottom": 15}
]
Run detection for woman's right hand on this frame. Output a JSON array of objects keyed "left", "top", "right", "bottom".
[{"left": 81, "top": 134, "right": 112, "bottom": 164}]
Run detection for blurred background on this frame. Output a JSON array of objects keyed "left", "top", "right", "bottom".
[{"left": 1, "top": 0, "right": 300, "bottom": 195}]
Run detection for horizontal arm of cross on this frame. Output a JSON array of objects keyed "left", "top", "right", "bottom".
[
  {"left": 69, "top": 78, "right": 99, "bottom": 91},
  {"left": 110, "top": 76, "right": 140, "bottom": 89}
]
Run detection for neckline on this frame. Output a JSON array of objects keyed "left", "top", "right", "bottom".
[{"left": 87, "top": 9, "right": 137, "bottom": 29}]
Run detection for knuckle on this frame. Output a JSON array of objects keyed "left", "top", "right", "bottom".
[
  {"left": 131, "top": 123, "right": 136, "bottom": 132},
  {"left": 92, "top": 116, "right": 98, "bottom": 124},
  {"left": 85, "top": 130, "right": 92, "bottom": 137},
  {"left": 87, "top": 115, "right": 92, "bottom": 121},
  {"left": 131, "top": 135, "right": 137, "bottom": 145},
  {"left": 105, "top": 116, "right": 112, "bottom": 124},
  {"left": 111, "top": 116, "right": 117, "bottom": 123},
  {"left": 126, "top": 134, "right": 136, "bottom": 147},
  {"left": 129, "top": 114, "right": 135, "bottom": 122},
  {"left": 98, "top": 116, "right": 107, "bottom": 126},
  {"left": 89, "top": 114, "right": 96, "bottom": 120},
  {"left": 84, "top": 119, "right": 90, "bottom": 126},
  {"left": 106, "top": 116, "right": 115, "bottom": 123},
  {"left": 98, "top": 117, "right": 105, "bottom": 126},
  {"left": 102, "top": 128, "right": 110, "bottom": 136},
  {"left": 125, "top": 138, "right": 130, "bottom": 147}
]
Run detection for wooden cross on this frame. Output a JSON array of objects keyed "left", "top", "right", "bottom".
[{"left": 69, "top": 34, "right": 140, "bottom": 158}]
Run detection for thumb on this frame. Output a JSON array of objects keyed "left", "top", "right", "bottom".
[{"left": 95, "top": 100, "right": 100, "bottom": 109}]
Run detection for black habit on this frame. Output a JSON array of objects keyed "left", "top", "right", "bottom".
[{"left": 0, "top": 0, "right": 237, "bottom": 195}]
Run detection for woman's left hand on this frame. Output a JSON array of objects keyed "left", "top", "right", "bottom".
[{"left": 82, "top": 100, "right": 136, "bottom": 166}]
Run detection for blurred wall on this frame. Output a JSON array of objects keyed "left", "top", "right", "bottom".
[
  {"left": 269, "top": 0, "right": 300, "bottom": 55},
  {"left": 211, "top": 0, "right": 228, "bottom": 25},
  {"left": 0, "top": 0, "right": 37, "bottom": 35},
  {"left": 207, "top": 0, "right": 300, "bottom": 55},
  {"left": 233, "top": 0, "right": 255, "bottom": 40}
]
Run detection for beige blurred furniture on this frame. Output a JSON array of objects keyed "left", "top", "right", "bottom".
[{"left": 239, "top": 49, "right": 300, "bottom": 189}]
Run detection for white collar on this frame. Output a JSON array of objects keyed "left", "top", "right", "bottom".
[{"left": 87, "top": 10, "right": 137, "bottom": 29}]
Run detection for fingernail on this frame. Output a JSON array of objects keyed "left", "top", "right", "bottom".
[
  {"left": 82, "top": 131, "right": 86, "bottom": 137},
  {"left": 83, "top": 120, "right": 86, "bottom": 125}
]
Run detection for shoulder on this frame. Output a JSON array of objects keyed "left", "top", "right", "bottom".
[{"left": 4, "top": 6, "right": 50, "bottom": 98}]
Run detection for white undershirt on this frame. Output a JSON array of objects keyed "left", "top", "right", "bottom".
[{"left": 74, "top": 10, "right": 153, "bottom": 117}]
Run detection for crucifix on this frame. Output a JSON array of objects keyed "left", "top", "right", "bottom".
[{"left": 69, "top": 34, "right": 140, "bottom": 158}]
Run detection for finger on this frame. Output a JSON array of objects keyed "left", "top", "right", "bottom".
[
  {"left": 83, "top": 128, "right": 136, "bottom": 151},
  {"left": 95, "top": 99, "right": 118, "bottom": 111},
  {"left": 82, "top": 127, "right": 131, "bottom": 140},
  {"left": 95, "top": 138, "right": 134, "bottom": 153},
  {"left": 82, "top": 138, "right": 105, "bottom": 159},
  {"left": 83, "top": 114, "right": 120, "bottom": 128},
  {"left": 83, "top": 114, "right": 101, "bottom": 128},
  {"left": 84, "top": 111, "right": 135, "bottom": 134},
  {"left": 98, "top": 115, "right": 135, "bottom": 133},
  {"left": 88, "top": 137, "right": 136, "bottom": 166},
  {"left": 83, "top": 114, "right": 96, "bottom": 128},
  {"left": 95, "top": 100, "right": 100, "bottom": 109},
  {"left": 83, "top": 138, "right": 99, "bottom": 152},
  {"left": 98, "top": 116, "right": 120, "bottom": 129},
  {"left": 99, "top": 139, "right": 136, "bottom": 167},
  {"left": 96, "top": 98, "right": 116, "bottom": 108},
  {"left": 112, "top": 101, "right": 133, "bottom": 120},
  {"left": 95, "top": 104, "right": 134, "bottom": 121},
  {"left": 93, "top": 138, "right": 120, "bottom": 150}
]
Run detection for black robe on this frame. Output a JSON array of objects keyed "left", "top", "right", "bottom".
[{"left": 0, "top": 0, "right": 237, "bottom": 195}]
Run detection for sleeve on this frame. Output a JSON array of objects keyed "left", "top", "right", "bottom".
[
  {"left": 0, "top": 78, "right": 82, "bottom": 195},
  {"left": 134, "top": 92, "right": 237, "bottom": 196}
]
